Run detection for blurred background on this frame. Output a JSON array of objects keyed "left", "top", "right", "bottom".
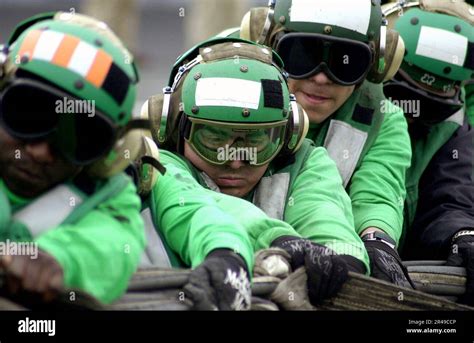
[{"left": 0, "top": 0, "right": 266, "bottom": 112}]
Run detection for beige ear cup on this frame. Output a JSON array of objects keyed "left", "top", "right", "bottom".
[
  {"left": 240, "top": 10, "right": 252, "bottom": 40},
  {"left": 383, "top": 30, "right": 405, "bottom": 82},
  {"left": 287, "top": 98, "right": 309, "bottom": 153},
  {"left": 239, "top": 7, "right": 272, "bottom": 44},
  {"left": 139, "top": 100, "right": 152, "bottom": 138},
  {"left": 368, "top": 28, "right": 406, "bottom": 84},
  {"left": 136, "top": 135, "right": 161, "bottom": 197},
  {"left": 144, "top": 88, "right": 182, "bottom": 151},
  {"left": 420, "top": 0, "right": 474, "bottom": 24},
  {"left": 145, "top": 94, "right": 165, "bottom": 145},
  {"left": 292, "top": 103, "right": 309, "bottom": 152},
  {"left": 86, "top": 129, "right": 143, "bottom": 179}
]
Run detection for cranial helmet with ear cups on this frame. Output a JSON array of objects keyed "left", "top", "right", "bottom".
[
  {"left": 0, "top": 12, "right": 157, "bottom": 179},
  {"left": 383, "top": 0, "right": 474, "bottom": 124},
  {"left": 141, "top": 37, "right": 309, "bottom": 163},
  {"left": 239, "top": 0, "right": 406, "bottom": 84},
  {"left": 383, "top": 0, "right": 474, "bottom": 96}
]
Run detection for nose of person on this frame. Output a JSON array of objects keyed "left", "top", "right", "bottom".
[
  {"left": 226, "top": 159, "right": 246, "bottom": 169},
  {"left": 24, "top": 140, "right": 55, "bottom": 164},
  {"left": 309, "top": 71, "right": 332, "bottom": 85}
]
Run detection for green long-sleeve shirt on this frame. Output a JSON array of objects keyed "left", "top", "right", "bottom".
[
  {"left": 277, "top": 146, "right": 369, "bottom": 271},
  {"left": 0, "top": 176, "right": 146, "bottom": 304},
  {"left": 306, "top": 103, "right": 411, "bottom": 245},
  {"left": 152, "top": 151, "right": 303, "bottom": 271}
]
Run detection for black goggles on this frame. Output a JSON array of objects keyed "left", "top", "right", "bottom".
[
  {"left": 186, "top": 117, "right": 287, "bottom": 166},
  {"left": 276, "top": 33, "right": 374, "bottom": 86},
  {"left": 0, "top": 78, "right": 119, "bottom": 166}
]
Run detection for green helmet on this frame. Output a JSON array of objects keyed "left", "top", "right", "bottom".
[
  {"left": 0, "top": 12, "right": 144, "bottom": 173},
  {"left": 5, "top": 12, "right": 138, "bottom": 125},
  {"left": 393, "top": 6, "right": 473, "bottom": 93},
  {"left": 180, "top": 49, "right": 290, "bottom": 124},
  {"left": 383, "top": 1, "right": 473, "bottom": 122},
  {"left": 145, "top": 37, "right": 308, "bottom": 166}
]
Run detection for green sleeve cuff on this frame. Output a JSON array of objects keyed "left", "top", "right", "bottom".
[
  {"left": 253, "top": 226, "right": 301, "bottom": 251},
  {"left": 196, "top": 234, "right": 255, "bottom": 274}
]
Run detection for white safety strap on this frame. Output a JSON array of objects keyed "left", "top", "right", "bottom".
[
  {"left": 252, "top": 173, "right": 290, "bottom": 220},
  {"left": 200, "top": 172, "right": 221, "bottom": 193},
  {"left": 13, "top": 185, "right": 83, "bottom": 238},
  {"left": 139, "top": 208, "right": 172, "bottom": 268},
  {"left": 445, "top": 108, "right": 465, "bottom": 126},
  {"left": 323, "top": 120, "right": 368, "bottom": 187}
]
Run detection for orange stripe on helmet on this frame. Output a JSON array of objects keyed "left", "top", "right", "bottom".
[
  {"left": 51, "top": 34, "right": 80, "bottom": 67},
  {"left": 86, "top": 49, "right": 113, "bottom": 87},
  {"left": 17, "top": 29, "right": 42, "bottom": 60}
]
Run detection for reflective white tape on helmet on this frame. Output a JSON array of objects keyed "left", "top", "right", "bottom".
[
  {"left": 18, "top": 30, "right": 114, "bottom": 86},
  {"left": 415, "top": 26, "right": 468, "bottom": 67},
  {"left": 68, "top": 41, "right": 99, "bottom": 77},
  {"left": 32, "top": 30, "right": 65, "bottom": 61},
  {"left": 195, "top": 78, "right": 262, "bottom": 109},
  {"left": 290, "top": 0, "right": 372, "bottom": 35}
]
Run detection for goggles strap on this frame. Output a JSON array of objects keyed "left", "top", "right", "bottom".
[
  {"left": 258, "top": 0, "right": 276, "bottom": 44},
  {"left": 177, "top": 114, "right": 191, "bottom": 154},
  {"left": 123, "top": 118, "right": 151, "bottom": 131},
  {"left": 171, "top": 55, "right": 203, "bottom": 90}
]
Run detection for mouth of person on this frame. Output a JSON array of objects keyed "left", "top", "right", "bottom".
[
  {"left": 301, "top": 91, "right": 331, "bottom": 105},
  {"left": 215, "top": 176, "right": 246, "bottom": 187},
  {"left": 14, "top": 165, "right": 47, "bottom": 184}
]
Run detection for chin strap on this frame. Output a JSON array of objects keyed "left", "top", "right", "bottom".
[{"left": 141, "top": 155, "right": 166, "bottom": 175}]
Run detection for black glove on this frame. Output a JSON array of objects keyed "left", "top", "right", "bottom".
[
  {"left": 446, "top": 233, "right": 474, "bottom": 306},
  {"left": 362, "top": 232, "right": 414, "bottom": 289},
  {"left": 183, "top": 249, "right": 251, "bottom": 311},
  {"left": 272, "top": 236, "right": 365, "bottom": 305}
]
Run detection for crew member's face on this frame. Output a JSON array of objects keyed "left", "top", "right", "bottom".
[
  {"left": 0, "top": 126, "right": 81, "bottom": 198},
  {"left": 288, "top": 72, "right": 355, "bottom": 124},
  {"left": 184, "top": 141, "right": 268, "bottom": 198}
]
